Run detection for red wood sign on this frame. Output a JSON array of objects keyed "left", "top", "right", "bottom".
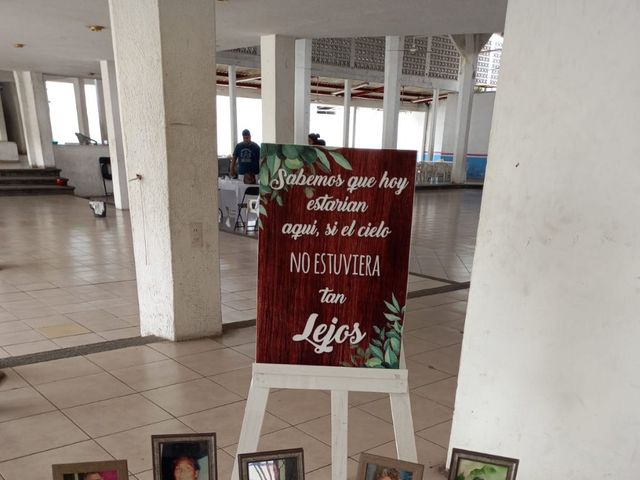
[{"left": 256, "top": 145, "right": 416, "bottom": 368}]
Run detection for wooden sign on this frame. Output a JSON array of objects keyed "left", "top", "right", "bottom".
[{"left": 256, "top": 145, "right": 416, "bottom": 368}]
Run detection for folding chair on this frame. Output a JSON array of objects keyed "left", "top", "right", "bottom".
[{"left": 234, "top": 186, "right": 260, "bottom": 232}]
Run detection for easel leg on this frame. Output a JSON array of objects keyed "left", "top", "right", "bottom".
[
  {"left": 390, "top": 392, "right": 418, "bottom": 462},
  {"left": 232, "top": 383, "right": 270, "bottom": 480},
  {"left": 331, "top": 390, "right": 349, "bottom": 480}
]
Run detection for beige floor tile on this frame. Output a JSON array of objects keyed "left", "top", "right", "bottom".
[
  {"left": 0, "top": 311, "right": 17, "bottom": 323},
  {"left": 4, "top": 340, "right": 60, "bottom": 356},
  {"left": 17, "top": 282, "right": 58, "bottom": 292},
  {"left": 0, "top": 320, "right": 31, "bottom": 334},
  {"left": 179, "top": 400, "right": 290, "bottom": 447},
  {"left": 111, "top": 358, "right": 201, "bottom": 391},
  {"left": 215, "top": 448, "right": 236, "bottom": 480},
  {"left": 54, "top": 332, "right": 106, "bottom": 348},
  {"left": 21, "top": 314, "right": 79, "bottom": 328},
  {"left": 0, "top": 411, "right": 89, "bottom": 462},
  {"left": 35, "top": 372, "right": 134, "bottom": 408},
  {"left": 99, "top": 326, "right": 142, "bottom": 340},
  {"left": 405, "top": 359, "right": 452, "bottom": 389},
  {"left": 141, "top": 378, "right": 242, "bottom": 417},
  {"left": 14, "top": 356, "right": 104, "bottom": 385},
  {"left": 402, "top": 334, "right": 442, "bottom": 357},
  {"left": 347, "top": 391, "right": 388, "bottom": 407},
  {"left": 416, "top": 420, "right": 452, "bottom": 448},
  {"left": 409, "top": 345, "right": 462, "bottom": 376},
  {"left": 365, "top": 436, "right": 447, "bottom": 469},
  {"left": 102, "top": 303, "right": 140, "bottom": 317},
  {"left": 64, "top": 394, "right": 173, "bottom": 437},
  {"left": 255, "top": 427, "right": 332, "bottom": 472},
  {"left": 413, "top": 377, "right": 458, "bottom": 408},
  {"left": 96, "top": 419, "right": 194, "bottom": 474},
  {"left": 176, "top": 348, "right": 253, "bottom": 376},
  {"left": 133, "top": 470, "right": 154, "bottom": 480},
  {"left": 0, "top": 329, "right": 45, "bottom": 347},
  {"left": 306, "top": 458, "right": 359, "bottom": 480},
  {"left": 0, "top": 346, "right": 8, "bottom": 358},
  {"left": 358, "top": 393, "right": 453, "bottom": 431},
  {"left": 208, "top": 367, "right": 253, "bottom": 398},
  {"left": 298, "top": 408, "right": 396, "bottom": 456},
  {"left": 219, "top": 326, "right": 257, "bottom": 347},
  {"left": 86, "top": 345, "right": 168, "bottom": 370},
  {"left": 147, "top": 338, "right": 225, "bottom": 358},
  {"left": 0, "top": 440, "right": 112, "bottom": 480},
  {"left": 0, "top": 368, "right": 28, "bottom": 391},
  {"left": 36, "top": 322, "right": 90, "bottom": 339},
  {"left": 230, "top": 342, "right": 256, "bottom": 359},
  {"left": 0, "top": 386, "right": 56, "bottom": 423},
  {"left": 266, "top": 389, "right": 331, "bottom": 425}
]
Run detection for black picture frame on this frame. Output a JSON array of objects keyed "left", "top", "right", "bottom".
[
  {"left": 152, "top": 433, "right": 217, "bottom": 480},
  {"left": 238, "top": 448, "right": 304, "bottom": 480}
]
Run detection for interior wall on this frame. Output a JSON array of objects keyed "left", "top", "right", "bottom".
[
  {"left": 441, "top": 91, "right": 495, "bottom": 155},
  {"left": 54, "top": 144, "right": 110, "bottom": 197}
]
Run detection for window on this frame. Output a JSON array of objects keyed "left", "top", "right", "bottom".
[
  {"left": 46, "top": 80, "right": 79, "bottom": 144},
  {"left": 84, "top": 82, "right": 102, "bottom": 142}
]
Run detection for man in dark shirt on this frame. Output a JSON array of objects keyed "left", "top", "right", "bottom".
[{"left": 231, "top": 129, "right": 260, "bottom": 183}]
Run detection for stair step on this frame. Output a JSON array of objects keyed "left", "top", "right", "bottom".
[
  {"left": 0, "top": 168, "right": 61, "bottom": 178},
  {"left": 0, "top": 176, "right": 67, "bottom": 185},
  {"left": 0, "top": 185, "right": 75, "bottom": 196}
]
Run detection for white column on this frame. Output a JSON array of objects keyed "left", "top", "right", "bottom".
[
  {"left": 381, "top": 35, "right": 404, "bottom": 149},
  {"left": 99, "top": 60, "right": 130, "bottom": 210},
  {"left": 261, "top": 35, "right": 295, "bottom": 144},
  {"left": 451, "top": 34, "right": 486, "bottom": 183},
  {"left": 228, "top": 65, "right": 238, "bottom": 148},
  {"left": 427, "top": 88, "right": 440, "bottom": 162},
  {"left": 13, "top": 71, "right": 55, "bottom": 168},
  {"left": 450, "top": 1, "right": 640, "bottom": 478},
  {"left": 342, "top": 79, "right": 352, "bottom": 147},
  {"left": 95, "top": 79, "right": 109, "bottom": 144},
  {"left": 351, "top": 106, "right": 357, "bottom": 148},
  {"left": 109, "top": 0, "right": 221, "bottom": 340},
  {"left": 418, "top": 103, "right": 428, "bottom": 162},
  {"left": 73, "top": 78, "right": 89, "bottom": 136},
  {"left": 0, "top": 90, "right": 8, "bottom": 142},
  {"left": 294, "top": 38, "right": 311, "bottom": 145}
]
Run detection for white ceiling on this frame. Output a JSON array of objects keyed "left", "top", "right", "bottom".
[{"left": 0, "top": 0, "right": 507, "bottom": 78}]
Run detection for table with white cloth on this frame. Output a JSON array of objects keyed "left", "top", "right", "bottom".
[{"left": 217, "top": 178, "right": 258, "bottom": 226}]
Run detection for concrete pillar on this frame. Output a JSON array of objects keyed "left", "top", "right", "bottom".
[
  {"left": 342, "top": 79, "right": 352, "bottom": 147},
  {"left": 261, "top": 34, "right": 295, "bottom": 144},
  {"left": 450, "top": 34, "right": 488, "bottom": 183},
  {"left": 95, "top": 79, "right": 109, "bottom": 144},
  {"left": 418, "top": 103, "right": 428, "bottom": 162},
  {"left": 427, "top": 88, "right": 440, "bottom": 162},
  {"left": 0, "top": 90, "right": 8, "bottom": 142},
  {"left": 13, "top": 71, "right": 55, "bottom": 168},
  {"left": 99, "top": 60, "right": 130, "bottom": 210},
  {"left": 228, "top": 65, "right": 238, "bottom": 148},
  {"left": 381, "top": 35, "right": 404, "bottom": 149},
  {"left": 108, "top": 0, "right": 221, "bottom": 340},
  {"left": 294, "top": 38, "right": 311, "bottom": 145},
  {"left": 449, "top": 1, "right": 640, "bottom": 478},
  {"left": 73, "top": 78, "right": 89, "bottom": 136}
]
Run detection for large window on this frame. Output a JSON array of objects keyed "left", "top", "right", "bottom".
[
  {"left": 46, "top": 80, "right": 78, "bottom": 144},
  {"left": 84, "top": 82, "right": 102, "bottom": 142}
]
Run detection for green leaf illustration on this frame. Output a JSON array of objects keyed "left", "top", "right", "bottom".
[
  {"left": 365, "top": 357, "right": 383, "bottom": 368},
  {"left": 384, "top": 313, "right": 401, "bottom": 322},
  {"left": 389, "top": 336, "right": 401, "bottom": 353},
  {"left": 315, "top": 149, "right": 331, "bottom": 172},
  {"left": 304, "top": 187, "right": 314, "bottom": 199},
  {"left": 259, "top": 167, "right": 270, "bottom": 187},
  {"left": 391, "top": 293, "right": 400, "bottom": 312},
  {"left": 259, "top": 204, "right": 267, "bottom": 217},
  {"left": 329, "top": 151, "right": 352, "bottom": 170},
  {"left": 284, "top": 158, "right": 303, "bottom": 170},
  {"left": 369, "top": 344, "right": 384, "bottom": 360},
  {"left": 384, "top": 300, "right": 399, "bottom": 314},
  {"left": 384, "top": 348, "right": 398, "bottom": 366},
  {"left": 275, "top": 195, "right": 283, "bottom": 206},
  {"left": 301, "top": 148, "right": 317, "bottom": 164},
  {"left": 282, "top": 144, "right": 301, "bottom": 159}
]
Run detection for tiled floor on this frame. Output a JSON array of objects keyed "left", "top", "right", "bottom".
[
  {"left": 0, "top": 290, "right": 467, "bottom": 480},
  {"left": 0, "top": 188, "right": 482, "bottom": 479},
  {"left": 0, "top": 191, "right": 480, "bottom": 357}
]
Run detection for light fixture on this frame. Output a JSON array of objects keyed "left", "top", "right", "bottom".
[
  {"left": 87, "top": 25, "right": 106, "bottom": 33},
  {"left": 13, "top": 43, "right": 25, "bottom": 48}
]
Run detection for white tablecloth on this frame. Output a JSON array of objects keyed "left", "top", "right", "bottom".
[{"left": 218, "top": 179, "right": 257, "bottom": 222}]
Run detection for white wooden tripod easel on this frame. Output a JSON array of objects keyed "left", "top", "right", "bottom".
[{"left": 231, "top": 361, "right": 417, "bottom": 480}]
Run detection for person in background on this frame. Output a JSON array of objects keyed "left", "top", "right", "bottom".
[
  {"left": 231, "top": 129, "right": 260, "bottom": 183},
  {"left": 308, "top": 133, "right": 319, "bottom": 145},
  {"left": 172, "top": 456, "right": 200, "bottom": 480}
]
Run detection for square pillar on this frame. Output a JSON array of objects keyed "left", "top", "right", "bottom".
[
  {"left": 294, "top": 38, "right": 311, "bottom": 144},
  {"left": 261, "top": 34, "right": 295, "bottom": 144},
  {"left": 382, "top": 36, "right": 404, "bottom": 149}
]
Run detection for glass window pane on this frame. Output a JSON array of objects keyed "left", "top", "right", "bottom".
[
  {"left": 84, "top": 82, "right": 102, "bottom": 143},
  {"left": 46, "top": 80, "right": 79, "bottom": 145}
]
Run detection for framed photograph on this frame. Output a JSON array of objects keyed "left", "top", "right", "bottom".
[
  {"left": 448, "top": 449, "right": 519, "bottom": 480},
  {"left": 152, "top": 433, "right": 217, "bottom": 480},
  {"left": 238, "top": 448, "right": 304, "bottom": 480},
  {"left": 52, "top": 460, "right": 128, "bottom": 480},
  {"left": 357, "top": 453, "right": 424, "bottom": 480}
]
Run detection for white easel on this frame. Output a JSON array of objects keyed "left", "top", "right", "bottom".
[{"left": 231, "top": 361, "right": 417, "bottom": 480}]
